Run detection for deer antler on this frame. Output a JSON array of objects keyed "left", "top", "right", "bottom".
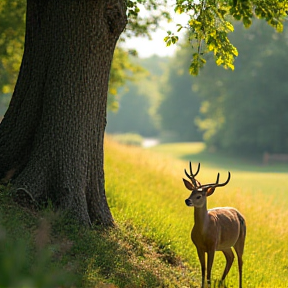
[
  {"left": 198, "top": 173, "right": 220, "bottom": 189},
  {"left": 200, "top": 172, "right": 230, "bottom": 189},
  {"left": 184, "top": 162, "right": 201, "bottom": 187},
  {"left": 213, "top": 172, "right": 230, "bottom": 187}
]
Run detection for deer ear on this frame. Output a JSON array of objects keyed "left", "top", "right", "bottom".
[
  {"left": 183, "top": 178, "right": 193, "bottom": 190},
  {"left": 206, "top": 187, "right": 215, "bottom": 197}
]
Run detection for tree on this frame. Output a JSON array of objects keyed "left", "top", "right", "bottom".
[
  {"left": 0, "top": 0, "right": 287, "bottom": 226},
  {"left": 0, "top": 0, "right": 129, "bottom": 226},
  {"left": 107, "top": 55, "right": 168, "bottom": 137},
  {"left": 195, "top": 21, "right": 288, "bottom": 156},
  {"left": 158, "top": 41, "right": 202, "bottom": 142}
]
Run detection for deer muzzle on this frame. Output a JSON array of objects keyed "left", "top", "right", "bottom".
[{"left": 185, "top": 198, "right": 194, "bottom": 207}]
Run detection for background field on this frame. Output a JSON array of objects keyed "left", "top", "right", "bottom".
[{"left": 106, "top": 138, "right": 288, "bottom": 287}]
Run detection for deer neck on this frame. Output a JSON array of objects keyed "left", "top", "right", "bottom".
[{"left": 194, "top": 201, "right": 208, "bottom": 228}]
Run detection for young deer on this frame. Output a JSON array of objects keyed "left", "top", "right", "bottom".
[{"left": 183, "top": 162, "right": 246, "bottom": 288}]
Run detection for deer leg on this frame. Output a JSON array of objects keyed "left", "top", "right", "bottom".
[
  {"left": 207, "top": 249, "right": 215, "bottom": 286},
  {"left": 196, "top": 248, "right": 206, "bottom": 288},
  {"left": 221, "top": 248, "right": 235, "bottom": 281},
  {"left": 234, "top": 237, "right": 245, "bottom": 288},
  {"left": 237, "top": 254, "right": 243, "bottom": 288}
]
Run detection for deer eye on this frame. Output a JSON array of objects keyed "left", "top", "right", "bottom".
[{"left": 196, "top": 195, "right": 202, "bottom": 199}]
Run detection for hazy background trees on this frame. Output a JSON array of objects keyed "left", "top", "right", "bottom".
[
  {"left": 106, "top": 55, "right": 168, "bottom": 137},
  {"left": 157, "top": 43, "right": 202, "bottom": 142},
  {"left": 195, "top": 21, "right": 288, "bottom": 156},
  {"left": 0, "top": 0, "right": 26, "bottom": 115},
  {"left": 107, "top": 19, "right": 288, "bottom": 157}
]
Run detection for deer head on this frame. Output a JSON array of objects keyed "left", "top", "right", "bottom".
[{"left": 183, "top": 162, "right": 231, "bottom": 208}]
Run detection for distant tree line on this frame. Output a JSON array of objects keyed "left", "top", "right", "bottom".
[
  {"left": 107, "top": 53, "right": 203, "bottom": 142},
  {"left": 108, "top": 20, "right": 288, "bottom": 156},
  {"left": 194, "top": 21, "right": 288, "bottom": 156},
  {"left": 157, "top": 44, "right": 202, "bottom": 142},
  {"left": 106, "top": 55, "right": 167, "bottom": 138}
]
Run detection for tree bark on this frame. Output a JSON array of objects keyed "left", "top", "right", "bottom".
[{"left": 0, "top": 0, "right": 127, "bottom": 226}]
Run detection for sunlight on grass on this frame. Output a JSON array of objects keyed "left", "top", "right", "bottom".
[
  {"left": 150, "top": 142, "right": 288, "bottom": 173},
  {"left": 149, "top": 142, "right": 205, "bottom": 157},
  {"left": 105, "top": 137, "right": 288, "bottom": 288}
]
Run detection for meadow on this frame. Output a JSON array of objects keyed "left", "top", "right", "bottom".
[
  {"left": 1, "top": 137, "right": 288, "bottom": 287},
  {"left": 105, "top": 139, "right": 288, "bottom": 288}
]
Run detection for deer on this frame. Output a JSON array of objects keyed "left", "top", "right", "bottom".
[{"left": 182, "top": 162, "right": 246, "bottom": 288}]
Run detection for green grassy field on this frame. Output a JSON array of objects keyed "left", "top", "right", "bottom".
[
  {"left": 106, "top": 139, "right": 288, "bottom": 287},
  {"left": 1, "top": 138, "right": 288, "bottom": 287}
]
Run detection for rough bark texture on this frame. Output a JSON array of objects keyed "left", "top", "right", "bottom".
[{"left": 0, "top": 0, "right": 127, "bottom": 226}]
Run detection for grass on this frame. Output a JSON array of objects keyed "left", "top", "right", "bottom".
[
  {"left": 1, "top": 138, "right": 288, "bottom": 287},
  {"left": 106, "top": 140, "right": 288, "bottom": 287},
  {"left": 149, "top": 142, "right": 288, "bottom": 173},
  {"left": 147, "top": 142, "right": 288, "bottom": 287}
]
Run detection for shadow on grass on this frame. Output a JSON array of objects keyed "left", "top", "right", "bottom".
[
  {"left": 0, "top": 187, "right": 248, "bottom": 288},
  {"left": 0, "top": 187, "right": 197, "bottom": 288},
  {"left": 65, "top": 221, "right": 197, "bottom": 288},
  {"left": 70, "top": 226, "right": 161, "bottom": 287}
]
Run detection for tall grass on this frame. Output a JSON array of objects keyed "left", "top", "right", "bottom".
[{"left": 105, "top": 138, "right": 288, "bottom": 287}]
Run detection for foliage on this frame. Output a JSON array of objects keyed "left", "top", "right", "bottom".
[
  {"left": 107, "top": 55, "right": 168, "bottom": 137},
  {"left": 2, "top": 0, "right": 287, "bottom": 114},
  {"left": 107, "top": 83, "right": 158, "bottom": 136},
  {"left": 165, "top": 0, "right": 288, "bottom": 75},
  {"left": 108, "top": 47, "right": 145, "bottom": 111},
  {"left": 0, "top": 231, "right": 72, "bottom": 288},
  {"left": 157, "top": 41, "right": 203, "bottom": 142},
  {"left": 0, "top": 0, "right": 25, "bottom": 98},
  {"left": 125, "top": 0, "right": 171, "bottom": 39},
  {"left": 194, "top": 20, "right": 288, "bottom": 155}
]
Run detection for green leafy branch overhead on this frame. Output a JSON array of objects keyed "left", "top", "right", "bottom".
[
  {"left": 165, "top": 0, "right": 288, "bottom": 75},
  {"left": 125, "top": 0, "right": 171, "bottom": 39}
]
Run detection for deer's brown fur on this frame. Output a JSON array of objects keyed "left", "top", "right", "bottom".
[{"left": 183, "top": 163, "right": 246, "bottom": 288}]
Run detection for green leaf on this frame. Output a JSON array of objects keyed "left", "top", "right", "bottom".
[
  {"left": 166, "top": 39, "right": 172, "bottom": 47},
  {"left": 176, "top": 24, "right": 183, "bottom": 32},
  {"left": 163, "top": 36, "right": 169, "bottom": 42},
  {"left": 171, "top": 36, "right": 179, "bottom": 44},
  {"left": 243, "top": 16, "right": 252, "bottom": 28}
]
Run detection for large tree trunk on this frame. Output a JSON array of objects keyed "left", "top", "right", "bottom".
[{"left": 0, "top": 0, "right": 127, "bottom": 226}]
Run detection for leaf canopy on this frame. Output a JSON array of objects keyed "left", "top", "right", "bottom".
[{"left": 164, "top": 0, "right": 288, "bottom": 75}]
